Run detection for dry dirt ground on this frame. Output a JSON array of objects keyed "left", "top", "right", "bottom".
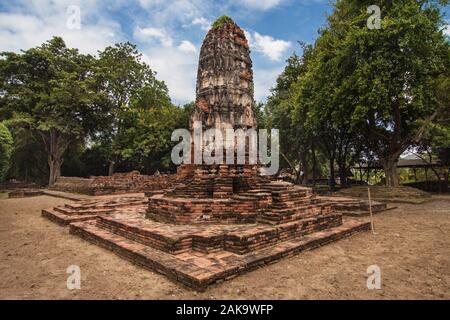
[{"left": 0, "top": 194, "right": 449, "bottom": 300}]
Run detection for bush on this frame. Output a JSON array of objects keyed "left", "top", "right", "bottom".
[{"left": 0, "top": 123, "right": 13, "bottom": 182}]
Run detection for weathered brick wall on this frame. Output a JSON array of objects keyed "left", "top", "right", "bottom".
[
  {"left": 0, "top": 180, "right": 38, "bottom": 191},
  {"left": 50, "top": 177, "right": 93, "bottom": 194},
  {"left": 51, "top": 171, "right": 176, "bottom": 195}
]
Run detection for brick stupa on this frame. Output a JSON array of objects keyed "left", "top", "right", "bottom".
[{"left": 43, "top": 17, "right": 371, "bottom": 290}]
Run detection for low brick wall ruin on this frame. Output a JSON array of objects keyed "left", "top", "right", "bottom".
[{"left": 51, "top": 171, "right": 175, "bottom": 195}]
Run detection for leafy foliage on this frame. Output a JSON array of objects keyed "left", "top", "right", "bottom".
[
  {"left": 263, "top": 0, "right": 449, "bottom": 187},
  {"left": 212, "top": 15, "right": 234, "bottom": 29},
  {"left": 0, "top": 122, "right": 13, "bottom": 181}
]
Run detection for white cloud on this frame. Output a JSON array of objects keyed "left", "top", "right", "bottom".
[
  {"left": 253, "top": 67, "right": 283, "bottom": 101},
  {"left": 238, "top": 0, "right": 284, "bottom": 11},
  {"left": 444, "top": 24, "right": 450, "bottom": 37},
  {"left": 245, "top": 30, "right": 291, "bottom": 61},
  {"left": 178, "top": 40, "right": 197, "bottom": 53},
  {"left": 0, "top": 0, "right": 121, "bottom": 55},
  {"left": 142, "top": 46, "right": 198, "bottom": 104},
  {"left": 0, "top": 0, "right": 288, "bottom": 103},
  {"left": 192, "top": 17, "right": 211, "bottom": 31},
  {"left": 134, "top": 27, "right": 173, "bottom": 47},
  {"left": 137, "top": 0, "right": 209, "bottom": 28}
]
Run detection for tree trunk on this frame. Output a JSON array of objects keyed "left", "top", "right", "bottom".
[
  {"left": 311, "top": 144, "right": 317, "bottom": 186},
  {"left": 366, "top": 168, "right": 370, "bottom": 184},
  {"left": 42, "top": 129, "right": 67, "bottom": 187},
  {"left": 299, "top": 152, "right": 309, "bottom": 186},
  {"left": 48, "top": 157, "right": 62, "bottom": 186},
  {"left": 108, "top": 161, "right": 115, "bottom": 176},
  {"left": 381, "top": 157, "right": 399, "bottom": 187},
  {"left": 338, "top": 161, "right": 348, "bottom": 188},
  {"left": 329, "top": 157, "right": 336, "bottom": 190},
  {"left": 444, "top": 170, "right": 449, "bottom": 193}
]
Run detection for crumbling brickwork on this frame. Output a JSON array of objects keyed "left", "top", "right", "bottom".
[{"left": 51, "top": 171, "right": 175, "bottom": 195}]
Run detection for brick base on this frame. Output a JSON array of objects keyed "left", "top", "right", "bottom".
[
  {"left": 41, "top": 174, "right": 377, "bottom": 290},
  {"left": 70, "top": 217, "right": 370, "bottom": 290}
]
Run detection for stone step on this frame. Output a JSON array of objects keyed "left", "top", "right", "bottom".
[
  {"left": 269, "top": 198, "right": 316, "bottom": 209},
  {"left": 92, "top": 212, "right": 343, "bottom": 255},
  {"left": 41, "top": 208, "right": 97, "bottom": 226},
  {"left": 224, "top": 214, "right": 343, "bottom": 254},
  {"left": 54, "top": 206, "right": 112, "bottom": 216},
  {"left": 96, "top": 216, "right": 193, "bottom": 254},
  {"left": 64, "top": 199, "right": 146, "bottom": 210}
]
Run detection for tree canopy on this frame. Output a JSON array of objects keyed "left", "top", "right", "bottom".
[
  {"left": 263, "top": 0, "right": 450, "bottom": 187},
  {"left": 0, "top": 37, "right": 187, "bottom": 185}
]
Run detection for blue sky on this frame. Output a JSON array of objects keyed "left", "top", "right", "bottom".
[{"left": 0, "top": 0, "right": 448, "bottom": 105}]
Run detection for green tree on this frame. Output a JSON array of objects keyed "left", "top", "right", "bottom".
[
  {"left": 413, "top": 74, "right": 450, "bottom": 191},
  {"left": 113, "top": 84, "right": 183, "bottom": 174},
  {"left": 330, "top": 0, "right": 449, "bottom": 186},
  {"left": 265, "top": 45, "right": 316, "bottom": 183},
  {"left": 7, "top": 127, "right": 48, "bottom": 183},
  {"left": 0, "top": 122, "right": 13, "bottom": 182},
  {"left": 293, "top": 14, "right": 366, "bottom": 188},
  {"left": 0, "top": 37, "right": 108, "bottom": 186},
  {"left": 96, "top": 42, "right": 166, "bottom": 175}
]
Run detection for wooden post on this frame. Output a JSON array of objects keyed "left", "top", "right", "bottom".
[{"left": 368, "top": 187, "right": 375, "bottom": 234}]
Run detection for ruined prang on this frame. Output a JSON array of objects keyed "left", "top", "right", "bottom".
[{"left": 190, "top": 16, "right": 256, "bottom": 133}]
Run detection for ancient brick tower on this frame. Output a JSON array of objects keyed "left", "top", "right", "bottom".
[
  {"left": 174, "top": 16, "right": 263, "bottom": 203},
  {"left": 46, "top": 16, "right": 371, "bottom": 291},
  {"left": 191, "top": 15, "right": 256, "bottom": 133}
]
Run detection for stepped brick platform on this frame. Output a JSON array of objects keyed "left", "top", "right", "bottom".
[
  {"left": 42, "top": 196, "right": 146, "bottom": 225},
  {"left": 70, "top": 207, "right": 370, "bottom": 290},
  {"left": 42, "top": 17, "right": 373, "bottom": 290}
]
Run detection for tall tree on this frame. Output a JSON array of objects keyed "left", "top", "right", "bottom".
[
  {"left": 96, "top": 42, "right": 164, "bottom": 175},
  {"left": 331, "top": 0, "right": 449, "bottom": 186},
  {"left": 0, "top": 37, "right": 108, "bottom": 185},
  {"left": 413, "top": 74, "right": 450, "bottom": 191},
  {"left": 295, "top": 15, "right": 365, "bottom": 188},
  {"left": 112, "top": 83, "right": 183, "bottom": 174},
  {"left": 266, "top": 45, "right": 316, "bottom": 183}
]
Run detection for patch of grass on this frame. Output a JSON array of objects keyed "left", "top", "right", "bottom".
[{"left": 212, "top": 15, "right": 234, "bottom": 29}]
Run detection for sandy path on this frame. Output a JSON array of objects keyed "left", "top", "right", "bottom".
[{"left": 0, "top": 194, "right": 449, "bottom": 299}]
